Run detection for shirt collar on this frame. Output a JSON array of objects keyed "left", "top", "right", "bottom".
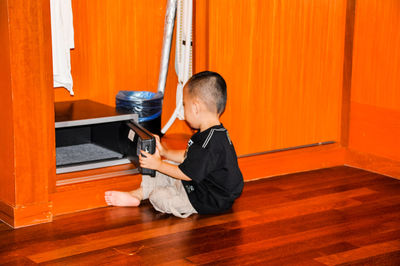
[{"left": 191, "top": 124, "right": 224, "bottom": 143}]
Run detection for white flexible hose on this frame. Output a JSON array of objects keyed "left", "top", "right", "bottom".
[
  {"left": 157, "top": 0, "right": 177, "bottom": 94},
  {"left": 161, "top": 0, "right": 192, "bottom": 134}
]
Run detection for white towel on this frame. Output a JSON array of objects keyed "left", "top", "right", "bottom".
[{"left": 50, "top": 0, "right": 75, "bottom": 95}]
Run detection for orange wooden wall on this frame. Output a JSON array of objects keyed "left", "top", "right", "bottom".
[
  {"left": 54, "top": 0, "right": 166, "bottom": 102},
  {"left": 55, "top": 0, "right": 347, "bottom": 156},
  {"left": 207, "top": 0, "right": 346, "bottom": 155},
  {"left": 349, "top": 0, "right": 400, "bottom": 161}
]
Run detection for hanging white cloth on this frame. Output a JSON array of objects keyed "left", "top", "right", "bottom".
[{"left": 50, "top": 0, "right": 75, "bottom": 95}]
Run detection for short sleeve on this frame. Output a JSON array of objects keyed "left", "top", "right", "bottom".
[{"left": 179, "top": 145, "right": 215, "bottom": 183}]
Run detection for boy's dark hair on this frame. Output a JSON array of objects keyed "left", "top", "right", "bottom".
[{"left": 186, "top": 71, "right": 227, "bottom": 115}]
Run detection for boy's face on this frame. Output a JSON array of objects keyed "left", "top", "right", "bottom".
[{"left": 183, "top": 86, "right": 200, "bottom": 129}]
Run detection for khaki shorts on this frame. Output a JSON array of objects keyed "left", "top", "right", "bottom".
[{"left": 141, "top": 171, "right": 197, "bottom": 218}]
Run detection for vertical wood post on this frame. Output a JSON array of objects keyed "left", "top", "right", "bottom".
[
  {"left": 340, "top": 0, "right": 356, "bottom": 147},
  {"left": 0, "top": 0, "right": 55, "bottom": 228}
]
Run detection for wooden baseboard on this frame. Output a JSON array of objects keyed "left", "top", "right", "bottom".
[
  {"left": 14, "top": 202, "right": 52, "bottom": 228},
  {"left": 0, "top": 200, "right": 52, "bottom": 228},
  {"left": 238, "top": 143, "right": 346, "bottom": 181},
  {"left": 349, "top": 102, "right": 400, "bottom": 162},
  {"left": 51, "top": 173, "right": 141, "bottom": 216},
  {"left": 0, "top": 200, "right": 14, "bottom": 228},
  {"left": 346, "top": 149, "right": 400, "bottom": 180}
]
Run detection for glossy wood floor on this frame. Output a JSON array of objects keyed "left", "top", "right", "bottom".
[{"left": 1, "top": 166, "right": 400, "bottom": 265}]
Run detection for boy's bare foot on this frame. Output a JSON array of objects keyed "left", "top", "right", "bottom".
[{"left": 104, "top": 191, "right": 141, "bottom": 207}]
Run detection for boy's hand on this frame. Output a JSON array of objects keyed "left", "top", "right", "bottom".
[
  {"left": 153, "top": 134, "right": 166, "bottom": 157},
  {"left": 139, "top": 148, "right": 162, "bottom": 171}
]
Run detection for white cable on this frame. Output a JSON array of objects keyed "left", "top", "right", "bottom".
[{"left": 161, "top": 0, "right": 192, "bottom": 134}]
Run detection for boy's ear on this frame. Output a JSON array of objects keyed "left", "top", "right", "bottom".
[{"left": 192, "top": 99, "right": 200, "bottom": 114}]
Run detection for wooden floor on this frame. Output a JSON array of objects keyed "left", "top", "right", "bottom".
[{"left": 1, "top": 166, "right": 400, "bottom": 265}]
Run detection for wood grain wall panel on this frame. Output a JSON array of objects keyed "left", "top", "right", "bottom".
[
  {"left": 207, "top": 0, "right": 346, "bottom": 155},
  {"left": 192, "top": 0, "right": 209, "bottom": 72},
  {"left": 55, "top": 0, "right": 165, "bottom": 102},
  {"left": 0, "top": 0, "right": 16, "bottom": 206},
  {"left": 54, "top": 0, "right": 346, "bottom": 156},
  {"left": 350, "top": 0, "right": 400, "bottom": 110},
  {"left": 349, "top": 0, "right": 400, "bottom": 162}
]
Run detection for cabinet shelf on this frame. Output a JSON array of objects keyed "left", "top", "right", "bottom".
[{"left": 55, "top": 100, "right": 137, "bottom": 175}]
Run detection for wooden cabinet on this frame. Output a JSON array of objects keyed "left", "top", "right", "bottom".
[
  {"left": 0, "top": 0, "right": 141, "bottom": 228},
  {"left": 0, "top": 0, "right": 348, "bottom": 228}
]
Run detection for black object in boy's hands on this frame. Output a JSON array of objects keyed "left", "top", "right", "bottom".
[{"left": 125, "top": 121, "right": 156, "bottom": 177}]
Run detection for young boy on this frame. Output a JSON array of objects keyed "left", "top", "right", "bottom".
[{"left": 105, "top": 71, "right": 244, "bottom": 217}]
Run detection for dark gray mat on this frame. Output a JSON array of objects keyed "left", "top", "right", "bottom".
[{"left": 56, "top": 143, "right": 123, "bottom": 166}]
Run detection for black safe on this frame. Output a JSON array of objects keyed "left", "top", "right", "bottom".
[{"left": 55, "top": 100, "right": 155, "bottom": 176}]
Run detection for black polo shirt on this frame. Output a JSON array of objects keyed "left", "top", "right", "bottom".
[{"left": 179, "top": 124, "right": 244, "bottom": 214}]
